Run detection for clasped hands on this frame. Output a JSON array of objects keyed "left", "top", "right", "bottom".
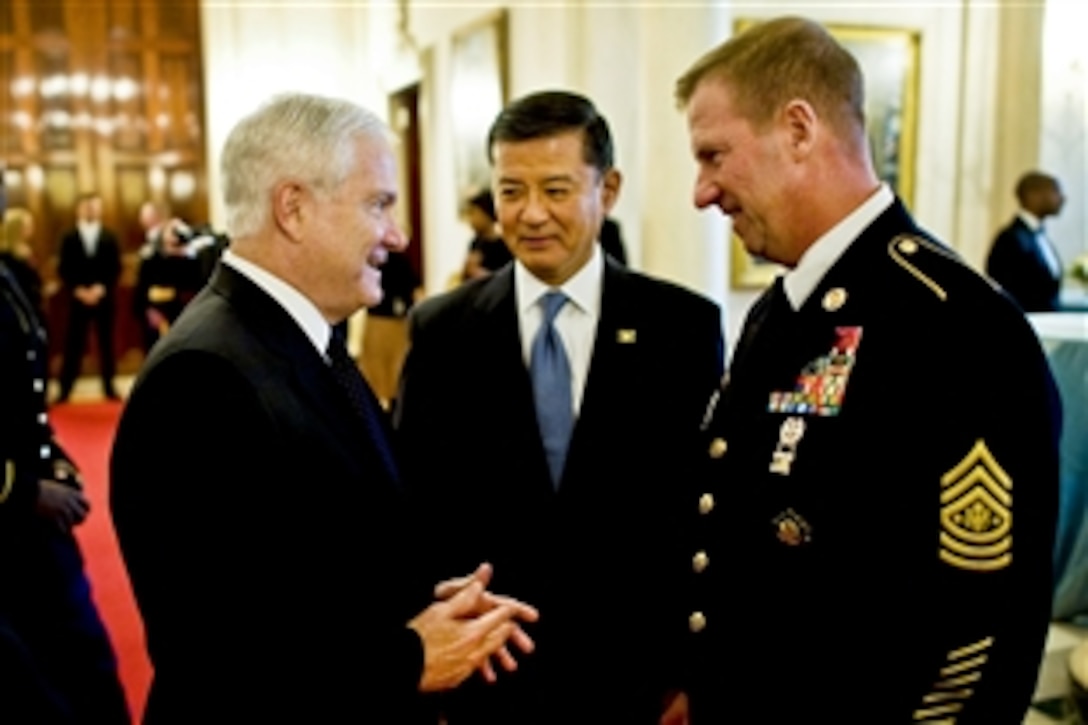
[
  {"left": 409, "top": 562, "right": 539, "bottom": 692},
  {"left": 74, "top": 283, "right": 106, "bottom": 306}
]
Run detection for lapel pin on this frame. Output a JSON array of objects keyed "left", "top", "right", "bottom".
[{"left": 617, "top": 329, "right": 637, "bottom": 344}]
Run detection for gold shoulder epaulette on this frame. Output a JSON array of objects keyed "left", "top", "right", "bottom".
[{"left": 887, "top": 234, "right": 949, "bottom": 301}]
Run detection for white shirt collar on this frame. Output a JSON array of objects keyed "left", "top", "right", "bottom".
[
  {"left": 1017, "top": 209, "right": 1043, "bottom": 232},
  {"left": 221, "top": 249, "right": 331, "bottom": 358},
  {"left": 782, "top": 183, "right": 894, "bottom": 310},
  {"left": 514, "top": 242, "right": 603, "bottom": 319},
  {"left": 78, "top": 220, "right": 100, "bottom": 241}
]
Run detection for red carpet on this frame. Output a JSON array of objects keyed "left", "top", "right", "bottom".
[{"left": 51, "top": 400, "right": 151, "bottom": 722}]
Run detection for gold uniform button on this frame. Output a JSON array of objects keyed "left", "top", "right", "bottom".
[
  {"left": 689, "top": 611, "right": 707, "bottom": 633},
  {"left": 692, "top": 550, "right": 709, "bottom": 573},
  {"left": 698, "top": 493, "right": 715, "bottom": 515},
  {"left": 708, "top": 438, "right": 727, "bottom": 458},
  {"left": 822, "top": 287, "right": 847, "bottom": 311}
]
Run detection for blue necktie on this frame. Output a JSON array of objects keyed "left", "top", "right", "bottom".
[{"left": 531, "top": 291, "right": 573, "bottom": 487}]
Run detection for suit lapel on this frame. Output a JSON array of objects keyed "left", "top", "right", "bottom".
[
  {"left": 210, "top": 265, "right": 398, "bottom": 487},
  {"left": 578, "top": 259, "right": 633, "bottom": 425}
]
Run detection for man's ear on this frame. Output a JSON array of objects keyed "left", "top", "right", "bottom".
[
  {"left": 780, "top": 99, "right": 818, "bottom": 160},
  {"left": 272, "top": 181, "right": 306, "bottom": 241},
  {"left": 601, "top": 168, "right": 622, "bottom": 214}
]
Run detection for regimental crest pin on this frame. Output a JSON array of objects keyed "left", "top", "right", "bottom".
[
  {"left": 939, "top": 440, "right": 1012, "bottom": 571},
  {"left": 773, "top": 508, "right": 812, "bottom": 546}
]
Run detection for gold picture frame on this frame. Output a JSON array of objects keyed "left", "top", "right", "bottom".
[
  {"left": 731, "top": 20, "right": 921, "bottom": 289},
  {"left": 449, "top": 9, "right": 509, "bottom": 203}
]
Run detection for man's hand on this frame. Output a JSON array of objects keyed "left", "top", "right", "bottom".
[
  {"left": 434, "top": 562, "right": 493, "bottom": 600},
  {"left": 35, "top": 480, "right": 89, "bottom": 531},
  {"left": 147, "top": 308, "right": 169, "bottom": 333},
  {"left": 433, "top": 562, "right": 536, "bottom": 680},
  {"left": 660, "top": 690, "right": 690, "bottom": 725},
  {"left": 410, "top": 578, "right": 539, "bottom": 693}
]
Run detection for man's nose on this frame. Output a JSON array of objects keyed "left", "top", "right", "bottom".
[
  {"left": 384, "top": 222, "right": 408, "bottom": 252},
  {"left": 693, "top": 178, "right": 720, "bottom": 210}
]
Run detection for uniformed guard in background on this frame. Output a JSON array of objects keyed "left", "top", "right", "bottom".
[
  {"left": 0, "top": 173, "right": 130, "bottom": 723},
  {"left": 672, "top": 17, "right": 1061, "bottom": 724},
  {"left": 132, "top": 219, "right": 211, "bottom": 353}
]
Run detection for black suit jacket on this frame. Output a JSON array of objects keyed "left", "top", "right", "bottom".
[
  {"left": 688, "top": 200, "right": 1060, "bottom": 723},
  {"left": 110, "top": 264, "right": 431, "bottom": 723},
  {"left": 58, "top": 226, "right": 122, "bottom": 297},
  {"left": 395, "top": 258, "right": 724, "bottom": 724},
  {"left": 985, "top": 216, "right": 1063, "bottom": 312}
]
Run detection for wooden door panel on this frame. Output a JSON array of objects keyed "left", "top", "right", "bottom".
[{"left": 2, "top": 0, "right": 208, "bottom": 377}]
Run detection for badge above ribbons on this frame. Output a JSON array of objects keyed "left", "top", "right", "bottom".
[
  {"left": 939, "top": 440, "right": 1012, "bottom": 572},
  {"left": 768, "top": 326, "right": 863, "bottom": 416}
]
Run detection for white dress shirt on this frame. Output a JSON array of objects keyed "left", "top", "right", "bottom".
[
  {"left": 1017, "top": 210, "right": 1063, "bottom": 279},
  {"left": 221, "top": 250, "right": 331, "bottom": 360},
  {"left": 78, "top": 221, "right": 101, "bottom": 256},
  {"left": 515, "top": 243, "right": 603, "bottom": 415}
]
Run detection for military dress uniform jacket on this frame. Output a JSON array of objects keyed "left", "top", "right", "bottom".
[
  {"left": 395, "top": 258, "right": 724, "bottom": 724},
  {"left": 0, "top": 261, "right": 129, "bottom": 723},
  {"left": 110, "top": 264, "right": 434, "bottom": 723},
  {"left": 686, "top": 200, "right": 1060, "bottom": 723},
  {"left": 985, "top": 216, "right": 1063, "bottom": 313},
  {"left": 132, "top": 249, "right": 206, "bottom": 351},
  {"left": 0, "top": 261, "right": 74, "bottom": 513}
]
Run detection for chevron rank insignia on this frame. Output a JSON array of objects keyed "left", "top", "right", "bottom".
[{"left": 939, "top": 440, "right": 1012, "bottom": 571}]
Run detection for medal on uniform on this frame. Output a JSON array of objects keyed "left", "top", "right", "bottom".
[
  {"left": 769, "top": 416, "right": 806, "bottom": 476},
  {"left": 767, "top": 326, "right": 863, "bottom": 416}
]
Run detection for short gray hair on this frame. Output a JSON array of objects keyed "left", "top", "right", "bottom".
[{"left": 220, "top": 92, "right": 389, "bottom": 239}]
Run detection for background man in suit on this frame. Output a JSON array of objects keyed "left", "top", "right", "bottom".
[
  {"left": 598, "top": 216, "right": 628, "bottom": 266},
  {"left": 57, "top": 191, "right": 121, "bottom": 402},
  {"left": 395, "top": 90, "right": 724, "bottom": 723},
  {"left": 675, "top": 16, "right": 1060, "bottom": 723},
  {"left": 986, "top": 170, "right": 1067, "bottom": 312},
  {"left": 0, "top": 171, "right": 130, "bottom": 723},
  {"left": 110, "top": 92, "right": 538, "bottom": 724}
]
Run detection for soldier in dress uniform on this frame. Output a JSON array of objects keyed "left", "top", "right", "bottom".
[
  {"left": 0, "top": 178, "right": 130, "bottom": 723},
  {"left": 132, "top": 220, "right": 209, "bottom": 353},
  {"left": 672, "top": 17, "right": 1061, "bottom": 723}
]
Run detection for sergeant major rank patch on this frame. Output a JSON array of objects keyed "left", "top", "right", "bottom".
[{"left": 939, "top": 440, "right": 1012, "bottom": 572}]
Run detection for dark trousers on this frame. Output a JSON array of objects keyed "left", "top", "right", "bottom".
[
  {"left": 60, "top": 297, "right": 116, "bottom": 397},
  {"left": 0, "top": 525, "right": 130, "bottom": 723}
]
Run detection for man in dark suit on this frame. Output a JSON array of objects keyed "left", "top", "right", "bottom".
[
  {"left": 395, "top": 90, "right": 725, "bottom": 724},
  {"left": 57, "top": 191, "right": 122, "bottom": 401},
  {"left": 675, "top": 17, "right": 1060, "bottom": 723},
  {"left": 986, "top": 171, "right": 1067, "bottom": 312},
  {"left": 0, "top": 173, "right": 130, "bottom": 724},
  {"left": 109, "top": 92, "right": 538, "bottom": 724},
  {"left": 599, "top": 216, "right": 628, "bottom": 266}
]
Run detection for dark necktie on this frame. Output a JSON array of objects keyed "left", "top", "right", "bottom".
[
  {"left": 530, "top": 291, "right": 573, "bottom": 487},
  {"left": 326, "top": 328, "right": 399, "bottom": 484}
]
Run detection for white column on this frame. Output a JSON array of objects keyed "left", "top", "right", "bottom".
[{"left": 637, "top": 5, "right": 730, "bottom": 328}]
